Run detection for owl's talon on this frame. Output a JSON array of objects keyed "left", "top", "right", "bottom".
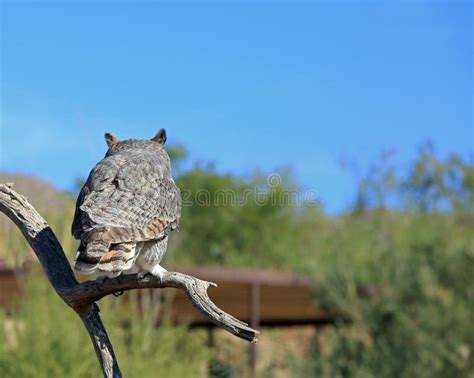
[{"left": 150, "top": 264, "right": 167, "bottom": 282}]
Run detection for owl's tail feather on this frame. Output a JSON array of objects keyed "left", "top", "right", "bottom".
[
  {"left": 73, "top": 240, "right": 110, "bottom": 274},
  {"left": 73, "top": 241, "right": 137, "bottom": 275},
  {"left": 97, "top": 242, "right": 137, "bottom": 274}
]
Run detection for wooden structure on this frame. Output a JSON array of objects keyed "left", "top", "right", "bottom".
[
  {"left": 166, "top": 266, "right": 331, "bottom": 327},
  {"left": 0, "top": 261, "right": 332, "bottom": 326}
]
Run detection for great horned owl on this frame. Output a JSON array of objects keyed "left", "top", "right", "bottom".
[{"left": 71, "top": 129, "right": 181, "bottom": 279}]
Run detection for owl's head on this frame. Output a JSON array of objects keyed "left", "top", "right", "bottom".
[{"left": 104, "top": 129, "right": 169, "bottom": 157}]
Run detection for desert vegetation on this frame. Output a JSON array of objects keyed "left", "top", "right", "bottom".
[{"left": 1, "top": 144, "right": 473, "bottom": 377}]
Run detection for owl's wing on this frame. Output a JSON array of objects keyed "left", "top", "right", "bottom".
[{"left": 72, "top": 152, "right": 181, "bottom": 243}]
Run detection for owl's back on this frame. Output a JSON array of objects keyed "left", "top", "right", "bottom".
[{"left": 71, "top": 132, "right": 181, "bottom": 275}]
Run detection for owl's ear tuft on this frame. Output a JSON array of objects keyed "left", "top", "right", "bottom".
[
  {"left": 105, "top": 133, "right": 120, "bottom": 147},
  {"left": 151, "top": 129, "right": 167, "bottom": 145}
]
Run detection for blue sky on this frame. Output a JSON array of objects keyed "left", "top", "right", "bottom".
[{"left": 1, "top": 1, "right": 472, "bottom": 213}]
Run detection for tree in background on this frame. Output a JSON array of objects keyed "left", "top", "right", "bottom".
[{"left": 302, "top": 145, "right": 474, "bottom": 377}]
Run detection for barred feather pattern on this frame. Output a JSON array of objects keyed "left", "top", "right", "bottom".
[{"left": 71, "top": 138, "right": 181, "bottom": 276}]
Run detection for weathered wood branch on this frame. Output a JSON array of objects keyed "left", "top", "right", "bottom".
[
  {"left": 0, "top": 183, "right": 258, "bottom": 377},
  {"left": 69, "top": 271, "right": 258, "bottom": 342},
  {"left": 0, "top": 183, "right": 121, "bottom": 377}
]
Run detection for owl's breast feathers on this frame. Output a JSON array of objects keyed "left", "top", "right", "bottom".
[{"left": 72, "top": 150, "right": 181, "bottom": 244}]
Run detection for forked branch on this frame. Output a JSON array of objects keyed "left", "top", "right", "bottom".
[{"left": 0, "top": 183, "right": 258, "bottom": 378}]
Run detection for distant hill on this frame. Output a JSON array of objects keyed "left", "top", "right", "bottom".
[
  {"left": 0, "top": 173, "right": 77, "bottom": 265},
  {"left": 0, "top": 173, "right": 73, "bottom": 212}
]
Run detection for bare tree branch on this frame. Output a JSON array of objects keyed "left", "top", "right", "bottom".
[
  {"left": 0, "top": 183, "right": 259, "bottom": 377},
  {"left": 0, "top": 183, "right": 121, "bottom": 377},
  {"left": 69, "top": 272, "right": 259, "bottom": 342}
]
